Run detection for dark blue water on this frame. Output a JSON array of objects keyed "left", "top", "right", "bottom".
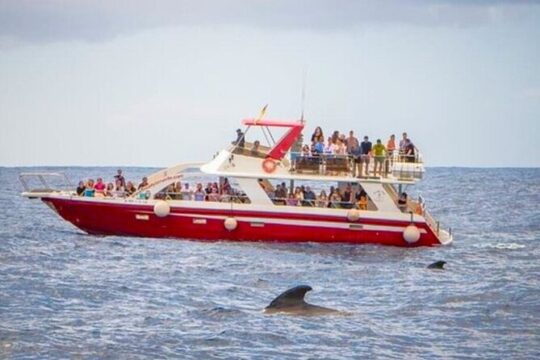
[{"left": 1, "top": 167, "right": 539, "bottom": 359}]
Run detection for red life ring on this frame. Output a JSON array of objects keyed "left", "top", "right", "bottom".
[{"left": 262, "top": 158, "right": 277, "bottom": 173}]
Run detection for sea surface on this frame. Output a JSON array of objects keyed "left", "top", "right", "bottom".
[{"left": 0, "top": 167, "right": 539, "bottom": 359}]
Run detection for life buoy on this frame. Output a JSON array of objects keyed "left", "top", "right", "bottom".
[{"left": 262, "top": 158, "right": 277, "bottom": 173}]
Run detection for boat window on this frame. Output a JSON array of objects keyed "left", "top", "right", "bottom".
[
  {"left": 258, "top": 178, "right": 376, "bottom": 210},
  {"left": 153, "top": 177, "right": 250, "bottom": 204}
]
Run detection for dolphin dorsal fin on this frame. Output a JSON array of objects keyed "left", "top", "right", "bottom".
[{"left": 266, "top": 285, "right": 312, "bottom": 309}]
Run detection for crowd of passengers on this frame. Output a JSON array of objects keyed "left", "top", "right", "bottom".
[
  {"left": 296, "top": 128, "right": 418, "bottom": 176},
  {"left": 75, "top": 169, "right": 148, "bottom": 198},
  {"left": 259, "top": 180, "right": 409, "bottom": 211},
  {"left": 75, "top": 170, "right": 248, "bottom": 202},
  {"left": 153, "top": 178, "right": 248, "bottom": 203},
  {"left": 235, "top": 127, "right": 418, "bottom": 177},
  {"left": 74, "top": 170, "right": 410, "bottom": 211}
]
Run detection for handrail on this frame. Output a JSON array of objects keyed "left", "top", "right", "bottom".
[{"left": 288, "top": 151, "right": 424, "bottom": 180}]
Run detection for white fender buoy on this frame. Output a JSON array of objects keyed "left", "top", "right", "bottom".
[
  {"left": 153, "top": 200, "right": 170, "bottom": 218},
  {"left": 403, "top": 225, "right": 421, "bottom": 244},
  {"left": 347, "top": 209, "right": 360, "bottom": 222},
  {"left": 224, "top": 217, "right": 238, "bottom": 231}
]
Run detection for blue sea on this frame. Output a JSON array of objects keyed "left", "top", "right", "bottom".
[{"left": 1, "top": 167, "right": 539, "bottom": 359}]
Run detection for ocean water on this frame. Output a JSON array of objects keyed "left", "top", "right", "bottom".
[{"left": 0, "top": 166, "right": 539, "bottom": 359}]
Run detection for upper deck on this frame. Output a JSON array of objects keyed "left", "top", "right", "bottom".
[{"left": 201, "top": 117, "right": 424, "bottom": 184}]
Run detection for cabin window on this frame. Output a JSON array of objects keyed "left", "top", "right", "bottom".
[
  {"left": 258, "top": 179, "right": 376, "bottom": 210},
  {"left": 154, "top": 177, "right": 250, "bottom": 204}
]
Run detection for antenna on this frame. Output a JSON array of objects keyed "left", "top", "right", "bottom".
[{"left": 300, "top": 67, "right": 307, "bottom": 123}]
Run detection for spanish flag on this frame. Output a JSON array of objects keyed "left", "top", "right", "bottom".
[{"left": 255, "top": 104, "right": 268, "bottom": 123}]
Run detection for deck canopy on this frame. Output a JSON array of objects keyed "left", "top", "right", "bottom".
[{"left": 241, "top": 118, "right": 305, "bottom": 160}]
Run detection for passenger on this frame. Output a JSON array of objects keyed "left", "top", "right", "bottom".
[
  {"left": 303, "top": 186, "right": 316, "bottom": 207},
  {"left": 274, "top": 184, "right": 287, "bottom": 205},
  {"left": 251, "top": 140, "right": 261, "bottom": 156},
  {"left": 316, "top": 190, "right": 329, "bottom": 208},
  {"left": 193, "top": 183, "right": 206, "bottom": 201},
  {"left": 329, "top": 189, "right": 342, "bottom": 208},
  {"left": 207, "top": 187, "right": 221, "bottom": 202},
  {"left": 372, "top": 139, "right": 386, "bottom": 176},
  {"left": 324, "top": 137, "right": 334, "bottom": 154},
  {"left": 346, "top": 130, "right": 359, "bottom": 155},
  {"left": 311, "top": 126, "right": 324, "bottom": 144},
  {"left": 105, "top": 183, "right": 115, "bottom": 197},
  {"left": 234, "top": 129, "right": 245, "bottom": 148},
  {"left": 163, "top": 184, "right": 175, "bottom": 200},
  {"left": 404, "top": 139, "right": 416, "bottom": 162},
  {"left": 83, "top": 179, "right": 95, "bottom": 197},
  {"left": 181, "top": 183, "right": 193, "bottom": 201},
  {"left": 386, "top": 134, "right": 396, "bottom": 174},
  {"left": 94, "top": 178, "right": 106, "bottom": 197},
  {"left": 329, "top": 185, "right": 336, "bottom": 198},
  {"left": 76, "top": 181, "right": 86, "bottom": 196},
  {"left": 358, "top": 136, "right": 372, "bottom": 177},
  {"left": 313, "top": 139, "right": 325, "bottom": 155},
  {"left": 172, "top": 181, "right": 183, "bottom": 200},
  {"left": 221, "top": 178, "right": 231, "bottom": 195},
  {"left": 301, "top": 144, "right": 311, "bottom": 157},
  {"left": 398, "top": 192, "right": 408, "bottom": 210},
  {"left": 331, "top": 130, "right": 340, "bottom": 145},
  {"left": 138, "top": 177, "right": 149, "bottom": 190},
  {"left": 339, "top": 133, "right": 347, "bottom": 145},
  {"left": 386, "top": 134, "right": 396, "bottom": 157},
  {"left": 286, "top": 192, "right": 299, "bottom": 206},
  {"left": 114, "top": 169, "right": 126, "bottom": 188},
  {"left": 333, "top": 139, "right": 346, "bottom": 155},
  {"left": 114, "top": 179, "right": 125, "bottom": 197},
  {"left": 342, "top": 185, "right": 353, "bottom": 209},
  {"left": 399, "top": 132, "right": 408, "bottom": 154},
  {"left": 205, "top": 182, "right": 213, "bottom": 195},
  {"left": 357, "top": 194, "right": 368, "bottom": 210},
  {"left": 281, "top": 182, "right": 288, "bottom": 195},
  {"left": 125, "top": 181, "right": 137, "bottom": 196},
  {"left": 291, "top": 133, "right": 304, "bottom": 161},
  {"left": 294, "top": 187, "right": 304, "bottom": 202}
]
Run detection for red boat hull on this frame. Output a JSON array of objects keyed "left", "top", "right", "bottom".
[{"left": 42, "top": 197, "right": 442, "bottom": 247}]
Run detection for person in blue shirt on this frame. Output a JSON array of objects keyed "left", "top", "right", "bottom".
[{"left": 358, "top": 136, "right": 372, "bottom": 177}]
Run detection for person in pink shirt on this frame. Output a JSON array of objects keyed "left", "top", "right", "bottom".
[{"left": 94, "top": 178, "right": 106, "bottom": 196}]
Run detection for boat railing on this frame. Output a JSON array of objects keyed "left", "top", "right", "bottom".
[
  {"left": 422, "top": 207, "right": 452, "bottom": 242},
  {"left": 154, "top": 191, "right": 252, "bottom": 204},
  {"left": 288, "top": 151, "right": 424, "bottom": 180},
  {"left": 19, "top": 172, "right": 73, "bottom": 197},
  {"left": 230, "top": 141, "right": 271, "bottom": 158}
]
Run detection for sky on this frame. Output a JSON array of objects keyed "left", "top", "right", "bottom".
[{"left": 1, "top": 0, "right": 539, "bottom": 167}]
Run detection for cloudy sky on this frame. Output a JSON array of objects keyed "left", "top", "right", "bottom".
[{"left": 1, "top": 0, "right": 539, "bottom": 167}]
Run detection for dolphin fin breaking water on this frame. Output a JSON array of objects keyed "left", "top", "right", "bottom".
[
  {"left": 427, "top": 260, "right": 446, "bottom": 269},
  {"left": 264, "top": 285, "right": 340, "bottom": 315}
]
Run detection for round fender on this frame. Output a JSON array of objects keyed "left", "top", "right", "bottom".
[
  {"left": 347, "top": 209, "right": 360, "bottom": 222},
  {"left": 403, "top": 225, "right": 421, "bottom": 244},
  {"left": 153, "top": 200, "right": 170, "bottom": 217},
  {"left": 224, "top": 217, "right": 238, "bottom": 231}
]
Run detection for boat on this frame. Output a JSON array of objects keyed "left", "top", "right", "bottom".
[{"left": 20, "top": 115, "right": 452, "bottom": 247}]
